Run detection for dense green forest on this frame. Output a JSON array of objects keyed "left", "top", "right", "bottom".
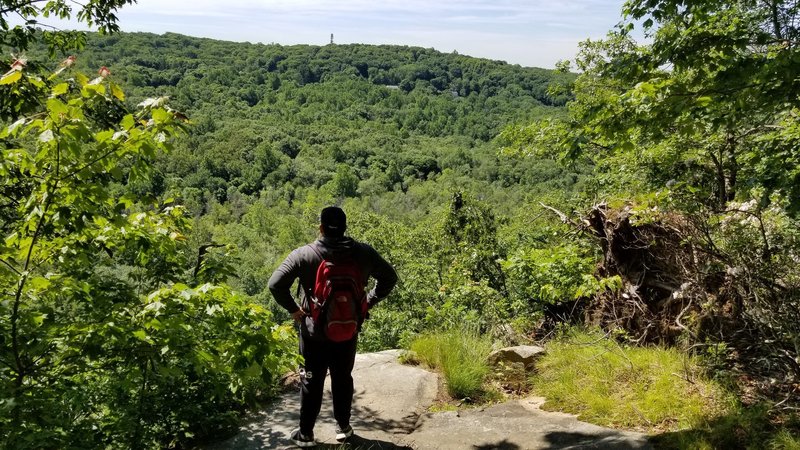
[
  {"left": 67, "top": 33, "right": 594, "bottom": 334},
  {"left": 1, "top": 0, "right": 799, "bottom": 448},
  {"left": 53, "top": 31, "right": 590, "bottom": 336},
  {"left": 72, "top": 32, "right": 574, "bottom": 202}
]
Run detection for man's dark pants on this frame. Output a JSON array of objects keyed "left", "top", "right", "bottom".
[{"left": 298, "top": 332, "right": 358, "bottom": 435}]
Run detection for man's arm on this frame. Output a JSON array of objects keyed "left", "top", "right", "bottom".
[
  {"left": 366, "top": 246, "right": 398, "bottom": 307},
  {"left": 268, "top": 249, "right": 304, "bottom": 315}
]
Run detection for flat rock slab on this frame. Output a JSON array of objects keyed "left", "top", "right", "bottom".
[
  {"left": 205, "top": 349, "right": 437, "bottom": 449},
  {"left": 206, "top": 350, "right": 652, "bottom": 450},
  {"left": 406, "top": 398, "right": 651, "bottom": 449}
]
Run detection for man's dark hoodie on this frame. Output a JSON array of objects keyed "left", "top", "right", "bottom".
[{"left": 268, "top": 236, "right": 397, "bottom": 339}]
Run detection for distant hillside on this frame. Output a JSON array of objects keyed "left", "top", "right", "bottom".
[
  {"left": 34, "top": 32, "right": 580, "bottom": 212},
  {"left": 73, "top": 32, "right": 571, "bottom": 106}
]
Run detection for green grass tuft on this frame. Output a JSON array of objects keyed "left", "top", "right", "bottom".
[
  {"left": 650, "top": 403, "right": 800, "bottom": 450},
  {"left": 770, "top": 429, "right": 800, "bottom": 449},
  {"left": 408, "top": 329, "right": 493, "bottom": 400},
  {"left": 532, "top": 328, "right": 730, "bottom": 432}
]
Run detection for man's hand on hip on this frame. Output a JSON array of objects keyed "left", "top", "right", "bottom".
[{"left": 291, "top": 309, "right": 306, "bottom": 322}]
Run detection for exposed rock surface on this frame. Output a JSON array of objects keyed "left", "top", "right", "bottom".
[
  {"left": 205, "top": 349, "right": 652, "bottom": 449},
  {"left": 488, "top": 345, "right": 546, "bottom": 371},
  {"left": 407, "top": 397, "right": 650, "bottom": 449},
  {"left": 204, "top": 350, "right": 435, "bottom": 449}
]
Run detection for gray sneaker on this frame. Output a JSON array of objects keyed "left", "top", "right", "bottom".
[
  {"left": 290, "top": 428, "right": 316, "bottom": 448},
  {"left": 335, "top": 424, "right": 353, "bottom": 442}
]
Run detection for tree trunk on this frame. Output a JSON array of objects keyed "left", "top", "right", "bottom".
[
  {"left": 725, "top": 133, "right": 738, "bottom": 202},
  {"left": 709, "top": 149, "right": 727, "bottom": 206}
]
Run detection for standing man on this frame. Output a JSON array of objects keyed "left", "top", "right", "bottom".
[{"left": 268, "top": 206, "right": 397, "bottom": 447}]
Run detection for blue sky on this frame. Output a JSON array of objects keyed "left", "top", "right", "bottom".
[{"left": 111, "top": 0, "right": 627, "bottom": 68}]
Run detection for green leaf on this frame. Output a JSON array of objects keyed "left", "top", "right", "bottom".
[
  {"left": 244, "top": 362, "right": 262, "bottom": 378},
  {"left": 132, "top": 330, "right": 148, "bottom": 342},
  {"left": 120, "top": 114, "right": 135, "bottom": 131},
  {"left": 196, "top": 350, "right": 213, "bottom": 362},
  {"left": 110, "top": 82, "right": 125, "bottom": 101},
  {"left": 110, "top": 166, "right": 123, "bottom": 180},
  {"left": 144, "top": 318, "right": 162, "bottom": 330},
  {"left": 81, "top": 83, "right": 105, "bottom": 97},
  {"left": 696, "top": 96, "right": 713, "bottom": 107},
  {"left": 51, "top": 82, "right": 69, "bottom": 96},
  {"left": 94, "top": 130, "right": 114, "bottom": 143},
  {"left": 28, "top": 76, "right": 45, "bottom": 89},
  {"left": 16, "top": 237, "right": 33, "bottom": 260},
  {"left": 5, "top": 232, "right": 19, "bottom": 247},
  {"left": 29, "top": 276, "right": 51, "bottom": 290},
  {"left": 0, "top": 71, "right": 22, "bottom": 85},
  {"left": 46, "top": 98, "right": 69, "bottom": 117},
  {"left": 152, "top": 108, "right": 171, "bottom": 124},
  {"left": 30, "top": 314, "right": 45, "bottom": 327}
]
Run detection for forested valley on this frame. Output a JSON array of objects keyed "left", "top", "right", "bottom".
[
  {"left": 1, "top": 0, "right": 799, "bottom": 448},
  {"left": 55, "top": 31, "right": 588, "bottom": 348}
]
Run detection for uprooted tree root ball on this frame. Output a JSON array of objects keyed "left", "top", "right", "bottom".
[
  {"left": 582, "top": 204, "right": 735, "bottom": 345},
  {"left": 546, "top": 203, "right": 800, "bottom": 409}
]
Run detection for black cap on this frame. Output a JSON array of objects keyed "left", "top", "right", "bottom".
[{"left": 320, "top": 206, "right": 347, "bottom": 236}]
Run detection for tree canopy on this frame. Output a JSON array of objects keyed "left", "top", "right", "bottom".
[
  {"left": 1, "top": 0, "right": 134, "bottom": 54},
  {"left": 504, "top": 0, "right": 800, "bottom": 212}
]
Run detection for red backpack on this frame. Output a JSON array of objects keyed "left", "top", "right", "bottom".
[{"left": 308, "top": 244, "right": 368, "bottom": 342}]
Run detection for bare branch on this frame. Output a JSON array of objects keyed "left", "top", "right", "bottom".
[
  {"left": 539, "top": 203, "right": 584, "bottom": 228},
  {"left": 193, "top": 243, "right": 225, "bottom": 279},
  {"left": 0, "top": 258, "right": 21, "bottom": 276}
]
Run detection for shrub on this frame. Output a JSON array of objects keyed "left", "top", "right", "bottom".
[
  {"left": 358, "top": 308, "right": 417, "bottom": 352},
  {"left": 0, "top": 64, "right": 297, "bottom": 448}
]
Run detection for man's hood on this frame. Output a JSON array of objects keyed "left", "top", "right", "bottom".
[{"left": 316, "top": 236, "right": 355, "bottom": 257}]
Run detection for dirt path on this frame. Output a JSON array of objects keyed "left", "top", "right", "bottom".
[{"left": 205, "top": 350, "right": 652, "bottom": 449}]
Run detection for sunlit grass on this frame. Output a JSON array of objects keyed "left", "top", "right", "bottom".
[
  {"left": 403, "top": 326, "right": 799, "bottom": 448},
  {"left": 531, "top": 328, "right": 731, "bottom": 432},
  {"left": 650, "top": 403, "right": 800, "bottom": 450},
  {"left": 531, "top": 328, "right": 800, "bottom": 449},
  {"left": 406, "top": 329, "right": 493, "bottom": 400}
]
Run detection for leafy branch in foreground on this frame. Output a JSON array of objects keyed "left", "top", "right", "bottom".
[
  {"left": 1, "top": 0, "right": 135, "bottom": 55},
  {"left": 0, "top": 60, "right": 295, "bottom": 449}
]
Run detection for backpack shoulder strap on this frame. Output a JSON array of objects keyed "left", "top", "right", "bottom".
[{"left": 296, "top": 243, "right": 325, "bottom": 301}]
